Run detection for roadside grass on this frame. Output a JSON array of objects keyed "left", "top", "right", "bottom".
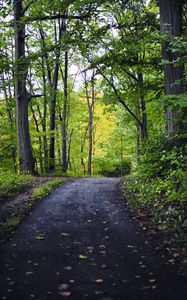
[
  {"left": 0, "top": 177, "right": 69, "bottom": 242},
  {"left": 0, "top": 171, "right": 32, "bottom": 200},
  {"left": 31, "top": 178, "right": 66, "bottom": 200}
]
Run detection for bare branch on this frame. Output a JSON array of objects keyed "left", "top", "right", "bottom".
[{"left": 27, "top": 93, "right": 44, "bottom": 101}]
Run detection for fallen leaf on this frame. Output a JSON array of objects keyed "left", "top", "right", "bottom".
[
  {"left": 172, "top": 252, "right": 180, "bottom": 258},
  {"left": 122, "top": 279, "right": 129, "bottom": 284},
  {"left": 95, "top": 291, "right": 104, "bottom": 295},
  {"left": 58, "top": 283, "right": 69, "bottom": 290},
  {"left": 99, "top": 251, "right": 106, "bottom": 255},
  {"left": 36, "top": 236, "right": 45, "bottom": 240},
  {"left": 142, "top": 286, "right": 151, "bottom": 290},
  {"left": 95, "top": 279, "right": 103, "bottom": 283},
  {"left": 61, "top": 233, "right": 70, "bottom": 237},
  {"left": 58, "top": 292, "right": 71, "bottom": 297},
  {"left": 79, "top": 255, "right": 88, "bottom": 259},
  {"left": 26, "top": 271, "right": 34, "bottom": 276},
  {"left": 64, "top": 266, "right": 72, "bottom": 271}
]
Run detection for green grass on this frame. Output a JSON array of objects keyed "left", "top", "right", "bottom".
[
  {"left": 32, "top": 178, "right": 66, "bottom": 200},
  {"left": 0, "top": 171, "right": 32, "bottom": 199},
  {"left": 0, "top": 177, "right": 68, "bottom": 242}
]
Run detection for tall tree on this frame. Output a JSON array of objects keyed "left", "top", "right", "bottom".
[
  {"left": 159, "top": 0, "right": 186, "bottom": 136},
  {"left": 84, "top": 71, "right": 96, "bottom": 176},
  {"left": 14, "top": 0, "right": 36, "bottom": 173},
  {"left": 61, "top": 50, "right": 69, "bottom": 172}
]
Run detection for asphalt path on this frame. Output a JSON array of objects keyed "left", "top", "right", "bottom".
[{"left": 0, "top": 178, "right": 186, "bottom": 300}]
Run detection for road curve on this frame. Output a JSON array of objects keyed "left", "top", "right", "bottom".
[{"left": 0, "top": 178, "right": 186, "bottom": 300}]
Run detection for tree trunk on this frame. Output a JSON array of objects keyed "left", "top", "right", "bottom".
[
  {"left": 160, "top": 0, "right": 186, "bottom": 135},
  {"left": 48, "top": 21, "right": 64, "bottom": 170},
  {"left": 137, "top": 73, "right": 148, "bottom": 139},
  {"left": 30, "top": 105, "right": 43, "bottom": 173},
  {"left": 136, "top": 122, "right": 141, "bottom": 163},
  {"left": 88, "top": 106, "right": 93, "bottom": 176},
  {"left": 62, "top": 51, "right": 68, "bottom": 172},
  {"left": 85, "top": 73, "right": 95, "bottom": 176},
  {"left": 67, "top": 129, "right": 73, "bottom": 169},
  {"left": 49, "top": 62, "right": 59, "bottom": 170},
  {"left": 80, "top": 126, "right": 88, "bottom": 175},
  {"left": 40, "top": 54, "right": 49, "bottom": 173},
  {"left": 14, "top": 0, "right": 35, "bottom": 173},
  {"left": 56, "top": 124, "right": 62, "bottom": 166}
]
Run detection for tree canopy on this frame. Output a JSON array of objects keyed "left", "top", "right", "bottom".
[{"left": 0, "top": 0, "right": 186, "bottom": 192}]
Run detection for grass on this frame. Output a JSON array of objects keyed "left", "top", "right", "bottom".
[
  {"left": 0, "top": 171, "right": 32, "bottom": 199},
  {"left": 31, "top": 178, "right": 66, "bottom": 200},
  {"left": 0, "top": 177, "right": 68, "bottom": 242}
]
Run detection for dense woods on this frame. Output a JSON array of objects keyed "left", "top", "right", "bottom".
[{"left": 0, "top": 0, "right": 187, "bottom": 243}]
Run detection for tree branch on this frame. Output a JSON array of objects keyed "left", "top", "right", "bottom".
[
  {"left": 25, "top": 13, "right": 91, "bottom": 23},
  {"left": 23, "top": 0, "right": 35, "bottom": 15},
  {"left": 27, "top": 93, "right": 44, "bottom": 101},
  {"left": 96, "top": 66, "right": 142, "bottom": 127}
]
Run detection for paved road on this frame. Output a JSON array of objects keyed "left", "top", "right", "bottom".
[{"left": 0, "top": 178, "right": 186, "bottom": 300}]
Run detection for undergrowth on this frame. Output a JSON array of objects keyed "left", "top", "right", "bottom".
[
  {"left": 0, "top": 171, "right": 32, "bottom": 199},
  {"left": 123, "top": 135, "right": 187, "bottom": 266}
]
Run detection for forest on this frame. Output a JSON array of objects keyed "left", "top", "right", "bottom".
[{"left": 0, "top": 0, "right": 187, "bottom": 263}]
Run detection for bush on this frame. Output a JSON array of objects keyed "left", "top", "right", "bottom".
[
  {"left": 123, "top": 135, "right": 187, "bottom": 230},
  {"left": 137, "top": 136, "right": 187, "bottom": 203},
  {"left": 95, "top": 157, "right": 131, "bottom": 177}
]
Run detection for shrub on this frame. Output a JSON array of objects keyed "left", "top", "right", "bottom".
[
  {"left": 123, "top": 135, "right": 187, "bottom": 231},
  {"left": 96, "top": 157, "right": 131, "bottom": 177}
]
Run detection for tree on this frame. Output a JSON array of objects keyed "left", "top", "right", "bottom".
[
  {"left": 159, "top": 0, "right": 186, "bottom": 136},
  {"left": 84, "top": 70, "right": 96, "bottom": 175},
  {"left": 14, "top": 0, "right": 36, "bottom": 173}
]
